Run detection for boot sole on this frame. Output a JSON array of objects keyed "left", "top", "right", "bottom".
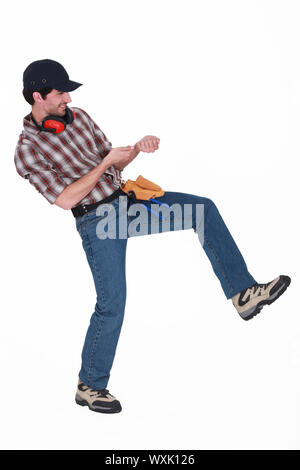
[
  {"left": 75, "top": 395, "right": 122, "bottom": 413},
  {"left": 240, "top": 275, "right": 291, "bottom": 321}
]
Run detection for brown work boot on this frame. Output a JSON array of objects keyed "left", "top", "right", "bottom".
[
  {"left": 232, "top": 275, "right": 291, "bottom": 320},
  {"left": 75, "top": 379, "right": 122, "bottom": 413}
]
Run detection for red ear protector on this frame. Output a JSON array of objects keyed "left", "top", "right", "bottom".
[{"left": 30, "top": 106, "right": 75, "bottom": 134}]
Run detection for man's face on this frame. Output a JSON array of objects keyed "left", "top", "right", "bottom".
[{"left": 40, "top": 89, "right": 72, "bottom": 117}]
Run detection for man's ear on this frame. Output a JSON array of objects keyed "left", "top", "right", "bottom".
[{"left": 32, "top": 91, "right": 43, "bottom": 103}]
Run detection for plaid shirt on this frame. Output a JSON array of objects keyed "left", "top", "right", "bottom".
[{"left": 14, "top": 107, "right": 123, "bottom": 207}]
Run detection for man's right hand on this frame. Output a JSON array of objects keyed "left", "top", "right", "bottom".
[{"left": 105, "top": 146, "right": 135, "bottom": 168}]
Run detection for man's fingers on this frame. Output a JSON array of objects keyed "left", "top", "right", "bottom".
[{"left": 134, "top": 138, "right": 160, "bottom": 152}]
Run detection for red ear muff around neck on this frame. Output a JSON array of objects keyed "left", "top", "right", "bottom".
[
  {"left": 43, "top": 119, "right": 66, "bottom": 134},
  {"left": 31, "top": 107, "right": 75, "bottom": 134}
]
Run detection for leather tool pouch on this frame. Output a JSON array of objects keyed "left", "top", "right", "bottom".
[{"left": 121, "top": 175, "right": 165, "bottom": 201}]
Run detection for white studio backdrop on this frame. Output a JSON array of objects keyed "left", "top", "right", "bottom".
[{"left": 1, "top": 0, "right": 299, "bottom": 450}]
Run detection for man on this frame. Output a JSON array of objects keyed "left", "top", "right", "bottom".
[{"left": 14, "top": 59, "right": 291, "bottom": 414}]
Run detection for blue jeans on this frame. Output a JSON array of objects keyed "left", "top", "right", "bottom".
[{"left": 75, "top": 191, "right": 256, "bottom": 389}]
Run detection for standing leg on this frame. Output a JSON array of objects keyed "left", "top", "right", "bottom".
[{"left": 75, "top": 203, "right": 127, "bottom": 390}]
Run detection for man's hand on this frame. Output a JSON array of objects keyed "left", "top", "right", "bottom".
[
  {"left": 105, "top": 146, "right": 136, "bottom": 169},
  {"left": 135, "top": 135, "right": 160, "bottom": 153},
  {"left": 112, "top": 135, "right": 161, "bottom": 171}
]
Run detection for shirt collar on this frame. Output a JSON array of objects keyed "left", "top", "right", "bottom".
[{"left": 23, "top": 113, "right": 41, "bottom": 135}]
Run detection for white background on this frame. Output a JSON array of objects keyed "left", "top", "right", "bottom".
[{"left": 1, "top": 0, "right": 299, "bottom": 450}]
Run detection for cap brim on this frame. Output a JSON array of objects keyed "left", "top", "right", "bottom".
[{"left": 55, "top": 80, "right": 83, "bottom": 92}]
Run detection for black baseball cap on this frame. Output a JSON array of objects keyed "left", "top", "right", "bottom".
[{"left": 23, "top": 59, "right": 83, "bottom": 92}]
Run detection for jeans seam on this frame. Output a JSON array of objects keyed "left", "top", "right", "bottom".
[
  {"left": 87, "top": 317, "right": 104, "bottom": 383},
  {"left": 83, "top": 221, "right": 106, "bottom": 382},
  {"left": 204, "top": 235, "right": 235, "bottom": 296}
]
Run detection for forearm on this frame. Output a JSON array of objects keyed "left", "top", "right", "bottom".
[
  {"left": 54, "top": 159, "right": 110, "bottom": 210},
  {"left": 114, "top": 147, "right": 140, "bottom": 170}
]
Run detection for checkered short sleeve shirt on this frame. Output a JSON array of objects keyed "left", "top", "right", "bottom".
[{"left": 14, "top": 107, "right": 123, "bottom": 207}]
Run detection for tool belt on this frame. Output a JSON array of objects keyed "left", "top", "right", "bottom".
[
  {"left": 120, "top": 175, "right": 165, "bottom": 201},
  {"left": 71, "top": 175, "right": 165, "bottom": 218}
]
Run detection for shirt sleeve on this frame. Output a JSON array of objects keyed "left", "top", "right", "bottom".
[
  {"left": 77, "top": 108, "right": 123, "bottom": 184},
  {"left": 14, "top": 144, "right": 68, "bottom": 204},
  {"left": 93, "top": 120, "right": 123, "bottom": 184}
]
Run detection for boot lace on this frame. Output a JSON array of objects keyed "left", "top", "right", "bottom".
[
  {"left": 90, "top": 388, "right": 110, "bottom": 398},
  {"left": 247, "top": 282, "right": 269, "bottom": 298}
]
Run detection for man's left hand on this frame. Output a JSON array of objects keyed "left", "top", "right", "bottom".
[{"left": 135, "top": 135, "right": 160, "bottom": 153}]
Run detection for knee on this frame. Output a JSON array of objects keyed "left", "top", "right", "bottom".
[
  {"left": 115, "top": 288, "right": 127, "bottom": 311},
  {"left": 206, "top": 196, "right": 216, "bottom": 205},
  {"left": 200, "top": 198, "right": 219, "bottom": 222},
  {"left": 198, "top": 197, "right": 217, "bottom": 211},
  {"left": 94, "top": 293, "right": 126, "bottom": 320},
  {"left": 103, "top": 286, "right": 127, "bottom": 314}
]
